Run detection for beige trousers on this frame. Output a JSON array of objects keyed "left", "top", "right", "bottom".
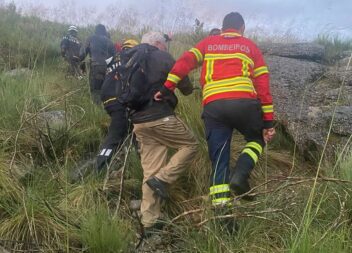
[{"left": 133, "top": 115, "right": 198, "bottom": 227}]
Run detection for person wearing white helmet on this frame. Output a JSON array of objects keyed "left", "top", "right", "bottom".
[
  {"left": 68, "top": 25, "right": 78, "bottom": 33},
  {"left": 60, "top": 25, "right": 84, "bottom": 79}
]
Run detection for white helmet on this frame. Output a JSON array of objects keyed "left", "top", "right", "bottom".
[{"left": 68, "top": 25, "right": 78, "bottom": 32}]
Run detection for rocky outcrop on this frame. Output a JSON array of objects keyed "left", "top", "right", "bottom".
[
  {"left": 325, "top": 55, "right": 352, "bottom": 86},
  {"left": 23, "top": 110, "right": 66, "bottom": 150},
  {"left": 4, "top": 67, "right": 31, "bottom": 77},
  {"left": 260, "top": 43, "right": 325, "bottom": 61},
  {"left": 30, "top": 110, "right": 66, "bottom": 133},
  {"left": 264, "top": 43, "right": 352, "bottom": 158}
]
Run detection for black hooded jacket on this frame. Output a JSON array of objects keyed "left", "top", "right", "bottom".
[
  {"left": 80, "top": 25, "right": 115, "bottom": 65},
  {"left": 118, "top": 44, "right": 193, "bottom": 124}
]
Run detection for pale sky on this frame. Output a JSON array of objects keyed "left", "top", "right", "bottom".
[{"left": 3, "top": 0, "right": 352, "bottom": 40}]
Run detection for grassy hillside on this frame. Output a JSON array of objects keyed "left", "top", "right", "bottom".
[{"left": 0, "top": 4, "right": 351, "bottom": 253}]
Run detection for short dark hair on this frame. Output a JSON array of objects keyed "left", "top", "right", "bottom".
[
  {"left": 209, "top": 28, "right": 221, "bottom": 36},
  {"left": 222, "top": 12, "right": 245, "bottom": 30}
]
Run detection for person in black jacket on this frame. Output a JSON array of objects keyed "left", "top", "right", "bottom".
[
  {"left": 118, "top": 31, "right": 198, "bottom": 238},
  {"left": 60, "top": 25, "right": 83, "bottom": 79},
  {"left": 80, "top": 24, "right": 115, "bottom": 104},
  {"left": 96, "top": 39, "right": 139, "bottom": 172}
]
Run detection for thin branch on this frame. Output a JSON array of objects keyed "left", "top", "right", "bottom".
[
  {"left": 114, "top": 135, "right": 134, "bottom": 216},
  {"left": 171, "top": 208, "right": 204, "bottom": 223},
  {"left": 197, "top": 208, "right": 284, "bottom": 227}
]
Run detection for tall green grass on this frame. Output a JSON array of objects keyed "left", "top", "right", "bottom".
[
  {"left": 315, "top": 34, "right": 352, "bottom": 64},
  {"left": 339, "top": 150, "right": 352, "bottom": 181},
  {"left": 0, "top": 4, "right": 64, "bottom": 70}
]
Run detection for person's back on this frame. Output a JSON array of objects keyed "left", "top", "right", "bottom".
[
  {"left": 122, "top": 44, "right": 179, "bottom": 124},
  {"left": 80, "top": 24, "right": 115, "bottom": 104},
  {"left": 81, "top": 24, "right": 115, "bottom": 65},
  {"left": 166, "top": 30, "right": 270, "bottom": 111},
  {"left": 61, "top": 34, "right": 81, "bottom": 59},
  {"left": 85, "top": 34, "right": 115, "bottom": 65},
  {"left": 100, "top": 39, "right": 140, "bottom": 112},
  {"left": 60, "top": 26, "right": 82, "bottom": 77}
]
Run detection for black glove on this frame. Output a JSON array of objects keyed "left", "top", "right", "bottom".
[{"left": 177, "top": 76, "right": 193, "bottom": 96}]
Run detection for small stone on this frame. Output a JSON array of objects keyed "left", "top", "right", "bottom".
[
  {"left": 130, "top": 199, "right": 142, "bottom": 211},
  {"left": 4, "top": 68, "right": 31, "bottom": 77}
]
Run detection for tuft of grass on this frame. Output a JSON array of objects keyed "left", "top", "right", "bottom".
[
  {"left": 339, "top": 150, "right": 352, "bottom": 181},
  {"left": 80, "top": 207, "right": 134, "bottom": 253},
  {"left": 0, "top": 159, "right": 80, "bottom": 251},
  {"left": 287, "top": 226, "right": 351, "bottom": 253},
  {"left": 315, "top": 34, "right": 352, "bottom": 64}
]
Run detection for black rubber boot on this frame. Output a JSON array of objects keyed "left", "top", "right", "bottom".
[
  {"left": 230, "top": 155, "right": 255, "bottom": 201},
  {"left": 146, "top": 176, "right": 169, "bottom": 200},
  {"left": 230, "top": 172, "right": 254, "bottom": 201}
]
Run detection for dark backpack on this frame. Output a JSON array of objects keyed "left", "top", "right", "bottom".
[{"left": 118, "top": 44, "right": 158, "bottom": 110}]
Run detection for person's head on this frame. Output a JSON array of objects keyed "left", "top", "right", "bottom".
[
  {"left": 209, "top": 28, "right": 221, "bottom": 36},
  {"left": 141, "top": 31, "right": 168, "bottom": 51},
  {"left": 95, "top": 24, "right": 107, "bottom": 36},
  {"left": 222, "top": 12, "right": 245, "bottom": 34},
  {"left": 122, "top": 39, "right": 139, "bottom": 50},
  {"left": 68, "top": 25, "right": 78, "bottom": 35},
  {"left": 114, "top": 42, "right": 122, "bottom": 53}
]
